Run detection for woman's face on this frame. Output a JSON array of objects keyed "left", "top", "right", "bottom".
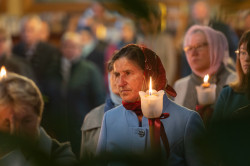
[
  {"left": 185, "top": 32, "right": 210, "bottom": 75},
  {"left": 113, "top": 57, "right": 145, "bottom": 103},
  {"left": 239, "top": 43, "right": 250, "bottom": 74}
]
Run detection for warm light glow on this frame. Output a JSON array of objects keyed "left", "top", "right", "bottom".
[
  {"left": 149, "top": 77, "right": 152, "bottom": 95},
  {"left": 202, "top": 74, "right": 210, "bottom": 88},
  {"left": 203, "top": 74, "right": 209, "bottom": 83},
  {"left": 96, "top": 24, "right": 107, "bottom": 40},
  {"left": 0, "top": 66, "right": 6, "bottom": 79}
]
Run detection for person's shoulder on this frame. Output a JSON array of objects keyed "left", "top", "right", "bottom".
[
  {"left": 104, "top": 105, "right": 124, "bottom": 117},
  {"left": 222, "top": 66, "right": 237, "bottom": 82},
  {"left": 82, "top": 104, "right": 105, "bottom": 130},
  {"left": 173, "top": 75, "right": 191, "bottom": 93},
  {"left": 221, "top": 85, "right": 233, "bottom": 94},
  {"left": 39, "top": 127, "right": 76, "bottom": 165},
  {"left": 169, "top": 99, "right": 197, "bottom": 115},
  {"left": 38, "top": 41, "right": 56, "bottom": 49},
  {"left": 174, "top": 75, "right": 191, "bottom": 86},
  {"left": 8, "top": 54, "right": 29, "bottom": 65},
  {"left": 50, "top": 139, "right": 77, "bottom": 165},
  {"left": 167, "top": 99, "right": 203, "bottom": 128},
  {"left": 87, "top": 104, "right": 105, "bottom": 118},
  {"left": 78, "top": 58, "right": 99, "bottom": 70}
]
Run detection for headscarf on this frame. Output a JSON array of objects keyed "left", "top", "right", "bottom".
[
  {"left": 139, "top": 45, "right": 176, "bottom": 97},
  {"left": 183, "top": 25, "right": 229, "bottom": 77},
  {"left": 122, "top": 44, "right": 176, "bottom": 111}
]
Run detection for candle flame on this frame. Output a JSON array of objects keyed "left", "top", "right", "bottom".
[
  {"left": 149, "top": 77, "right": 152, "bottom": 95},
  {"left": 203, "top": 74, "right": 209, "bottom": 83},
  {"left": 0, "top": 66, "right": 6, "bottom": 78}
]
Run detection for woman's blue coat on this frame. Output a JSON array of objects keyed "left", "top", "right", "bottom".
[{"left": 97, "top": 94, "right": 205, "bottom": 166}]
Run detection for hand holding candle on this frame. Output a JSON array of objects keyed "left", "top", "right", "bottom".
[{"left": 196, "top": 74, "right": 216, "bottom": 105}]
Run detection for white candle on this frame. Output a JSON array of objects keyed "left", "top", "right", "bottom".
[
  {"left": 139, "top": 77, "right": 164, "bottom": 118},
  {"left": 196, "top": 74, "right": 216, "bottom": 105}
]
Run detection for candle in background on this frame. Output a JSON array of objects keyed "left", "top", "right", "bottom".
[
  {"left": 196, "top": 74, "right": 216, "bottom": 105},
  {"left": 139, "top": 77, "right": 164, "bottom": 118},
  {"left": 0, "top": 66, "right": 7, "bottom": 79},
  {"left": 202, "top": 74, "right": 210, "bottom": 88}
]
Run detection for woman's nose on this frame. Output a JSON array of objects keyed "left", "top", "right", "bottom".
[{"left": 117, "top": 75, "right": 127, "bottom": 87}]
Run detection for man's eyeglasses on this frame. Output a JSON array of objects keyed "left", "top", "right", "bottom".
[
  {"left": 235, "top": 49, "right": 249, "bottom": 58},
  {"left": 184, "top": 42, "right": 208, "bottom": 54}
]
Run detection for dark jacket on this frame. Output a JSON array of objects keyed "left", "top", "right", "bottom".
[{"left": 42, "top": 57, "right": 106, "bottom": 158}]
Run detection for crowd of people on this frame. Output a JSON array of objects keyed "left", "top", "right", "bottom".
[{"left": 0, "top": 1, "right": 250, "bottom": 166}]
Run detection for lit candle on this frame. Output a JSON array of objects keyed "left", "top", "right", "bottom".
[
  {"left": 202, "top": 74, "right": 210, "bottom": 88},
  {"left": 196, "top": 74, "right": 216, "bottom": 105},
  {"left": 149, "top": 77, "right": 152, "bottom": 95},
  {"left": 139, "top": 77, "right": 164, "bottom": 118},
  {"left": 0, "top": 66, "right": 7, "bottom": 79}
]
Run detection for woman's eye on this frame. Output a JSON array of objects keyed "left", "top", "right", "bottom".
[
  {"left": 126, "top": 71, "right": 130, "bottom": 75},
  {"left": 240, "top": 52, "right": 247, "bottom": 56},
  {"left": 114, "top": 73, "right": 119, "bottom": 77}
]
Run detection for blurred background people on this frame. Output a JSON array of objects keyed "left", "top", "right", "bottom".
[
  {"left": 138, "top": 6, "right": 177, "bottom": 85},
  {"left": 77, "top": 1, "right": 120, "bottom": 43},
  {"left": 174, "top": 25, "right": 236, "bottom": 125},
  {"left": 39, "top": 20, "right": 50, "bottom": 42},
  {"left": 0, "top": 27, "right": 34, "bottom": 79},
  {"left": 42, "top": 31, "right": 105, "bottom": 158},
  {"left": 190, "top": 0, "right": 239, "bottom": 61},
  {"left": 80, "top": 60, "right": 122, "bottom": 158},
  {"left": 0, "top": 72, "right": 76, "bottom": 166},
  {"left": 116, "top": 18, "right": 137, "bottom": 49},
  {"left": 212, "top": 30, "right": 250, "bottom": 122},
  {"left": 78, "top": 26, "right": 107, "bottom": 78},
  {"left": 180, "top": 0, "right": 238, "bottom": 77},
  {"left": 12, "top": 15, "right": 61, "bottom": 93},
  {"left": 104, "top": 18, "right": 138, "bottom": 92},
  {"left": 244, "top": 11, "right": 250, "bottom": 32}
]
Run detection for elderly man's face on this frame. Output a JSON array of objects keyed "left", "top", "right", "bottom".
[
  {"left": 61, "top": 39, "right": 82, "bottom": 60},
  {"left": 113, "top": 57, "right": 145, "bottom": 103},
  {"left": 0, "top": 104, "right": 40, "bottom": 139},
  {"left": 22, "top": 19, "right": 41, "bottom": 46}
]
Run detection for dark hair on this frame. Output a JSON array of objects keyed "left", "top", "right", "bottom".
[
  {"left": 109, "top": 44, "right": 145, "bottom": 71},
  {"left": 230, "top": 30, "right": 250, "bottom": 92},
  {"left": 238, "top": 30, "right": 250, "bottom": 55}
]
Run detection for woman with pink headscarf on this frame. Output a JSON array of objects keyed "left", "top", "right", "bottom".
[{"left": 174, "top": 25, "right": 236, "bottom": 124}]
